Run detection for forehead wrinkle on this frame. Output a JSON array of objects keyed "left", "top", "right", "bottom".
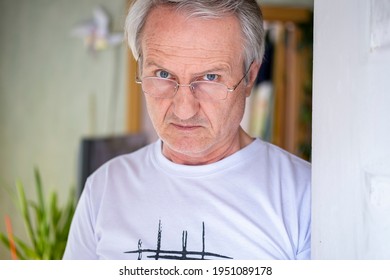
[
  {"left": 143, "top": 40, "right": 231, "bottom": 59},
  {"left": 141, "top": 6, "right": 243, "bottom": 53},
  {"left": 143, "top": 43, "right": 233, "bottom": 67},
  {"left": 140, "top": 7, "right": 243, "bottom": 78},
  {"left": 145, "top": 53, "right": 233, "bottom": 69}
]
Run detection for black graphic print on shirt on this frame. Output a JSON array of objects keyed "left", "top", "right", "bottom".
[{"left": 124, "top": 220, "right": 232, "bottom": 260}]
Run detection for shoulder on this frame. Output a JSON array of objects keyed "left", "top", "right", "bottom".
[
  {"left": 251, "top": 139, "right": 311, "bottom": 199},
  {"left": 93, "top": 140, "right": 156, "bottom": 175},
  {"left": 82, "top": 141, "right": 157, "bottom": 196},
  {"left": 256, "top": 139, "right": 311, "bottom": 174}
]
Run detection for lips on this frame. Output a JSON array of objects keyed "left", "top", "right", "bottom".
[
  {"left": 166, "top": 114, "right": 206, "bottom": 131},
  {"left": 171, "top": 123, "right": 201, "bottom": 130}
]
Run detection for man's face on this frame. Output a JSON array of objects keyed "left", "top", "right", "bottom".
[{"left": 140, "top": 6, "right": 258, "bottom": 164}]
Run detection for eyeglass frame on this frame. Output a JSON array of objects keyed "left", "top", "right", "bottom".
[{"left": 135, "top": 58, "right": 254, "bottom": 101}]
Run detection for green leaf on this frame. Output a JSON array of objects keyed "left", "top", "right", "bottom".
[
  {"left": 16, "top": 181, "right": 37, "bottom": 251},
  {"left": 0, "top": 232, "right": 11, "bottom": 253},
  {"left": 34, "top": 168, "right": 46, "bottom": 214},
  {"left": 34, "top": 169, "right": 49, "bottom": 243},
  {"left": 0, "top": 232, "right": 24, "bottom": 260},
  {"left": 13, "top": 235, "right": 40, "bottom": 260},
  {"left": 0, "top": 169, "right": 76, "bottom": 259}
]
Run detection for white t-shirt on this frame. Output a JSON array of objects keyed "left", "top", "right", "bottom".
[{"left": 63, "top": 138, "right": 311, "bottom": 260}]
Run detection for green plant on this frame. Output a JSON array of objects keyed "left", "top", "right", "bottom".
[{"left": 0, "top": 169, "right": 76, "bottom": 259}]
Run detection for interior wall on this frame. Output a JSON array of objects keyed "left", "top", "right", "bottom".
[
  {"left": 312, "top": 0, "right": 390, "bottom": 259},
  {"left": 0, "top": 0, "right": 127, "bottom": 259}
]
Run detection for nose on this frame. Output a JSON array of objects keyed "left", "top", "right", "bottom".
[{"left": 172, "top": 84, "right": 199, "bottom": 120}]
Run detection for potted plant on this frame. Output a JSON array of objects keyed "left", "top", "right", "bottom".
[{"left": 0, "top": 169, "right": 76, "bottom": 259}]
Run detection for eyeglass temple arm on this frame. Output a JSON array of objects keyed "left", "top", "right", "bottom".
[{"left": 228, "top": 61, "right": 254, "bottom": 92}]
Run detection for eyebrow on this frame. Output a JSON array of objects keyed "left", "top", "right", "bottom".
[{"left": 143, "top": 59, "right": 232, "bottom": 77}]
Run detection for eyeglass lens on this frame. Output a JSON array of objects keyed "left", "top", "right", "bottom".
[{"left": 142, "top": 78, "right": 228, "bottom": 100}]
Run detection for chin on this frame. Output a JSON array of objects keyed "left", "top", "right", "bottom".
[{"left": 161, "top": 135, "right": 212, "bottom": 157}]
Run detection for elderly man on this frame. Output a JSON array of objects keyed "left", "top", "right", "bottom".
[{"left": 63, "top": 0, "right": 311, "bottom": 260}]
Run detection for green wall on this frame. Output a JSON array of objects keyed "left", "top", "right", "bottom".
[{"left": 0, "top": 0, "right": 127, "bottom": 259}]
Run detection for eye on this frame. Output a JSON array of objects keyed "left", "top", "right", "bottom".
[
  {"left": 202, "top": 73, "right": 219, "bottom": 82},
  {"left": 156, "top": 70, "right": 171, "bottom": 79}
]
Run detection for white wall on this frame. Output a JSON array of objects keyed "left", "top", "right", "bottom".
[{"left": 312, "top": 0, "right": 390, "bottom": 259}]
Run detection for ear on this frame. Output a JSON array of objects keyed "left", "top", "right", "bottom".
[{"left": 244, "top": 62, "right": 261, "bottom": 97}]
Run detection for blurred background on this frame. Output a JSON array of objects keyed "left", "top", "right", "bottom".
[{"left": 0, "top": 0, "right": 313, "bottom": 259}]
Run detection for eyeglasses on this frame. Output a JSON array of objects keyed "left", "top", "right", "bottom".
[{"left": 136, "top": 62, "right": 253, "bottom": 101}]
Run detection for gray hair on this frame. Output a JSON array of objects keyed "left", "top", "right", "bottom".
[{"left": 125, "top": 0, "right": 265, "bottom": 70}]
